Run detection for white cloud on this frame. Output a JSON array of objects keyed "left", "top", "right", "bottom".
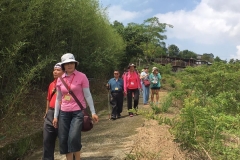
[
  {"left": 230, "top": 45, "right": 240, "bottom": 60},
  {"left": 142, "top": 8, "right": 152, "bottom": 14},
  {"left": 106, "top": 5, "right": 152, "bottom": 23},
  {"left": 107, "top": 5, "right": 140, "bottom": 22},
  {"left": 137, "top": 0, "right": 150, "bottom": 6},
  {"left": 155, "top": 0, "right": 240, "bottom": 46},
  {"left": 207, "top": 0, "right": 240, "bottom": 13}
]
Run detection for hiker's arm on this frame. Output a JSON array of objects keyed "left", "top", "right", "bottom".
[
  {"left": 44, "top": 100, "right": 49, "bottom": 118},
  {"left": 158, "top": 73, "right": 162, "bottom": 80},
  {"left": 140, "top": 72, "right": 147, "bottom": 79},
  {"left": 122, "top": 79, "right": 124, "bottom": 92},
  {"left": 83, "top": 88, "right": 96, "bottom": 115},
  {"left": 44, "top": 85, "right": 52, "bottom": 118},
  {"left": 52, "top": 90, "right": 61, "bottom": 128},
  {"left": 54, "top": 90, "right": 62, "bottom": 118},
  {"left": 83, "top": 88, "right": 98, "bottom": 122},
  {"left": 138, "top": 75, "right": 142, "bottom": 89},
  {"left": 106, "top": 80, "right": 111, "bottom": 90},
  {"left": 124, "top": 74, "right": 127, "bottom": 93},
  {"left": 149, "top": 74, "right": 153, "bottom": 84}
]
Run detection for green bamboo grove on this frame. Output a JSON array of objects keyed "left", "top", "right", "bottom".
[{"left": 0, "top": 0, "right": 125, "bottom": 118}]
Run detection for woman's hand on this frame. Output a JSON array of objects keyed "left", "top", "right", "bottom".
[
  {"left": 52, "top": 118, "right": 58, "bottom": 128},
  {"left": 92, "top": 114, "right": 99, "bottom": 123}
]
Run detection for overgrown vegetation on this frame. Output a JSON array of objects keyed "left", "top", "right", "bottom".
[
  {"left": 0, "top": 0, "right": 125, "bottom": 158},
  {"left": 0, "top": 0, "right": 125, "bottom": 118},
  {"left": 171, "top": 62, "right": 240, "bottom": 159},
  {"left": 126, "top": 62, "right": 240, "bottom": 159},
  {"left": 138, "top": 62, "right": 240, "bottom": 159}
]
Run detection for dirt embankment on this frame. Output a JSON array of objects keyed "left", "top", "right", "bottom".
[{"left": 25, "top": 91, "right": 186, "bottom": 160}]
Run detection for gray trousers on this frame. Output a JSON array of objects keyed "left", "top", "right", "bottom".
[{"left": 43, "top": 109, "right": 58, "bottom": 160}]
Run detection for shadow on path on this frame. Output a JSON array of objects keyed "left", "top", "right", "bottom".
[
  {"left": 25, "top": 98, "right": 145, "bottom": 160},
  {"left": 81, "top": 156, "right": 113, "bottom": 160}
]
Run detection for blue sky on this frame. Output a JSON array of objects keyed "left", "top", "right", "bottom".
[{"left": 100, "top": 0, "right": 240, "bottom": 60}]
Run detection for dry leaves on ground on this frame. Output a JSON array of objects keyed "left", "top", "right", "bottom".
[{"left": 125, "top": 119, "right": 185, "bottom": 160}]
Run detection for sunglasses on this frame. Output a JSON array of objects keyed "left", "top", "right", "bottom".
[{"left": 114, "top": 73, "right": 119, "bottom": 74}]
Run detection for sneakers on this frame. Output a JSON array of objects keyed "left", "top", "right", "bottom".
[
  {"left": 117, "top": 113, "right": 121, "bottom": 118},
  {"left": 111, "top": 114, "right": 122, "bottom": 120},
  {"left": 129, "top": 113, "right": 133, "bottom": 117},
  {"left": 111, "top": 115, "right": 116, "bottom": 120}
]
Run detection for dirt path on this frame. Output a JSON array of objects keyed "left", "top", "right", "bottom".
[{"left": 25, "top": 91, "right": 185, "bottom": 160}]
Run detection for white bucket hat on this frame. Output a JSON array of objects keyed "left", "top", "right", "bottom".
[{"left": 61, "top": 53, "right": 79, "bottom": 65}]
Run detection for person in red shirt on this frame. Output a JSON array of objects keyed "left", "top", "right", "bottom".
[
  {"left": 124, "top": 63, "right": 142, "bottom": 117},
  {"left": 43, "top": 62, "right": 63, "bottom": 160}
]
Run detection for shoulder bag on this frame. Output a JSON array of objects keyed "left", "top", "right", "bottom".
[
  {"left": 59, "top": 77, "right": 93, "bottom": 132},
  {"left": 143, "top": 79, "right": 150, "bottom": 87},
  {"left": 143, "top": 74, "right": 150, "bottom": 87}
]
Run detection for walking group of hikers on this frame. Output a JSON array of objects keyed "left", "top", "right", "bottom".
[
  {"left": 106, "top": 63, "right": 162, "bottom": 120},
  {"left": 42, "top": 53, "right": 161, "bottom": 160}
]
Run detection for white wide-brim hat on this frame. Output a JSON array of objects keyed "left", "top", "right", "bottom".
[
  {"left": 152, "top": 67, "right": 158, "bottom": 72},
  {"left": 61, "top": 53, "right": 79, "bottom": 65}
]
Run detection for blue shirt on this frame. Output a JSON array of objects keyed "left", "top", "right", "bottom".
[{"left": 108, "top": 78, "right": 124, "bottom": 92}]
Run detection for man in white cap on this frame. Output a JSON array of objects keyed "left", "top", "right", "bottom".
[{"left": 43, "top": 62, "right": 63, "bottom": 160}]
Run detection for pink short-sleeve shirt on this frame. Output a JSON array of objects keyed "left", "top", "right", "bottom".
[{"left": 56, "top": 70, "right": 89, "bottom": 112}]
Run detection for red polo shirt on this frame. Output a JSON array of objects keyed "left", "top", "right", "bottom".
[{"left": 47, "top": 79, "right": 57, "bottom": 108}]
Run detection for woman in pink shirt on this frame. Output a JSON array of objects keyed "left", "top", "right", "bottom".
[
  {"left": 53, "top": 53, "right": 98, "bottom": 160},
  {"left": 124, "top": 63, "right": 141, "bottom": 117}
]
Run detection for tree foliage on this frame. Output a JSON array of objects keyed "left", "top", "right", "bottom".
[
  {"left": 214, "top": 56, "right": 223, "bottom": 62},
  {"left": 202, "top": 53, "right": 214, "bottom": 62},
  {"left": 168, "top": 44, "right": 180, "bottom": 57},
  {"left": 140, "top": 17, "right": 172, "bottom": 62},
  {"left": 179, "top": 50, "right": 197, "bottom": 59},
  {"left": 0, "top": 0, "right": 125, "bottom": 117},
  {"left": 112, "top": 17, "right": 173, "bottom": 66}
]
